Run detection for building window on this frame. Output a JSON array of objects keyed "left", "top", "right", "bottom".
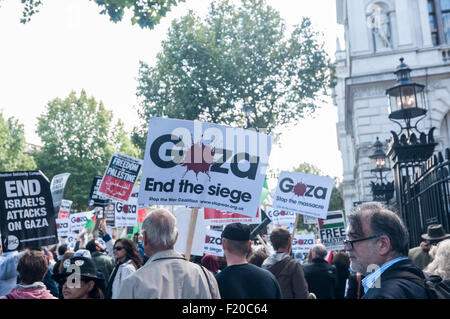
[{"left": 428, "top": 0, "right": 450, "bottom": 45}]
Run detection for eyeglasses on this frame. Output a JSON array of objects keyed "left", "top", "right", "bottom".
[
  {"left": 113, "top": 246, "right": 124, "bottom": 251},
  {"left": 343, "top": 235, "right": 380, "bottom": 250}
]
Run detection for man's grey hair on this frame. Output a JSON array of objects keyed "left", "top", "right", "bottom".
[
  {"left": 311, "top": 244, "right": 328, "bottom": 259},
  {"left": 348, "top": 201, "right": 409, "bottom": 256},
  {"left": 142, "top": 209, "right": 178, "bottom": 248}
]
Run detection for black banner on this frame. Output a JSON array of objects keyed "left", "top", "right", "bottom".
[
  {"left": 0, "top": 171, "right": 57, "bottom": 252},
  {"left": 88, "top": 176, "right": 110, "bottom": 207}
]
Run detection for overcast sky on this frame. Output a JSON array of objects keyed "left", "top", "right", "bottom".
[{"left": 0, "top": 0, "right": 345, "bottom": 181}]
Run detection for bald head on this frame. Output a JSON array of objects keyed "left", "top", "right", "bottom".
[
  {"left": 142, "top": 209, "right": 178, "bottom": 249},
  {"left": 311, "top": 244, "right": 328, "bottom": 260}
]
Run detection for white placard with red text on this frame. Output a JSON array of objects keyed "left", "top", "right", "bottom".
[
  {"left": 291, "top": 233, "right": 316, "bottom": 264},
  {"left": 273, "top": 171, "right": 334, "bottom": 220}
]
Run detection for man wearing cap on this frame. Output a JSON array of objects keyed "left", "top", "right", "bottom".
[
  {"left": 215, "top": 223, "right": 282, "bottom": 299},
  {"left": 409, "top": 224, "right": 450, "bottom": 270}
]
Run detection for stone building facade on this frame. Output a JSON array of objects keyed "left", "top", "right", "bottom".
[{"left": 334, "top": 0, "right": 450, "bottom": 213}]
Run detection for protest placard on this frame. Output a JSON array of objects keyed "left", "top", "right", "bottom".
[
  {"left": 50, "top": 173, "right": 70, "bottom": 208},
  {"left": 114, "top": 196, "right": 138, "bottom": 227},
  {"left": 318, "top": 210, "right": 346, "bottom": 251},
  {"left": 203, "top": 207, "right": 261, "bottom": 225},
  {"left": 88, "top": 176, "right": 110, "bottom": 207},
  {"left": 105, "top": 204, "right": 116, "bottom": 227},
  {"left": 58, "top": 199, "right": 72, "bottom": 219},
  {"left": 272, "top": 171, "right": 334, "bottom": 220},
  {"left": 65, "top": 232, "right": 78, "bottom": 250},
  {"left": 69, "top": 211, "right": 94, "bottom": 232},
  {"left": 203, "top": 229, "right": 224, "bottom": 257},
  {"left": 291, "top": 233, "right": 316, "bottom": 264},
  {"left": 266, "top": 208, "right": 296, "bottom": 227},
  {"left": 173, "top": 207, "right": 208, "bottom": 257},
  {"left": 303, "top": 215, "right": 318, "bottom": 225},
  {"left": 56, "top": 218, "right": 70, "bottom": 237},
  {"left": 0, "top": 171, "right": 57, "bottom": 251},
  {"left": 138, "top": 118, "right": 272, "bottom": 217},
  {"left": 98, "top": 153, "right": 143, "bottom": 204}
]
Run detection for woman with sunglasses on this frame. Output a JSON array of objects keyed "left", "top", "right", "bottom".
[{"left": 104, "top": 238, "right": 143, "bottom": 299}]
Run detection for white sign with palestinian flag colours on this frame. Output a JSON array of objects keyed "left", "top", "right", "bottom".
[
  {"left": 69, "top": 211, "right": 94, "bottom": 232},
  {"left": 203, "top": 207, "right": 261, "bottom": 225},
  {"left": 138, "top": 118, "right": 272, "bottom": 217},
  {"left": 272, "top": 171, "right": 334, "bottom": 220},
  {"left": 318, "top": 210, "right": 346, "bottom": 251},
  {"left": 98, "top": 153, "right": 143, "bottom": 204},
  {"left": 203, "top": 229, "right": 224, "bottom": 257},
  {"left": 291, "top": 233, "right": 316, "bottom": 264}
]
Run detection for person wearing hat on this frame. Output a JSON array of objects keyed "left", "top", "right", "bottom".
[
  {"left": 408, "top": 224, "right": 450, "bottom": 270},
  {"left": 215, "top": 223, "right": 282, "bottom": 299},
  {"left": 52, "top": 256, "right": 105, "bottom": 299}
]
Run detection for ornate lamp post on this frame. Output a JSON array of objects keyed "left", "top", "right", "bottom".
[
  {"left": 369, "top": 137, "right": 394, "bottom": 203},
  {"left": 386, "top": 57, "right": 437, "bottom": 245}
]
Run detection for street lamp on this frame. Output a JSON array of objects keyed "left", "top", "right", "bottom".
[
  {"left": 369, "top": 137, "right": 394, "bottom": 203},
  {"left": 386, "top": 57, "right": 427, "bottom": 137},
  {"left": 386, "top": 58, "right": 437, "bottom": 163}
]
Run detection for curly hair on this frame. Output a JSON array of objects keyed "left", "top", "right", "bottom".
[{"left": 424, "top": 239, "right": 450, "bottom": 280}]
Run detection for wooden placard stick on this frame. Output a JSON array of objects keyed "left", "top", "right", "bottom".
[
  {"left": 289, "top": 213, "right": 300, "bottom": 255},
  {"left": 185, "top": 207, "right": 199, "bottom": 261}
]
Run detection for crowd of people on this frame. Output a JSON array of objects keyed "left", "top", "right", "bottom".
[{"left": 1, "top": 202, "right": 449, "bottom": 299}]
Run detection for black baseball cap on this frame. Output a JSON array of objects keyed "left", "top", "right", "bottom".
[
  {"left": 221, "top": 223, "right": 251, "bottom": 241},
  {"left": 52, "top": 256, "right": 103, "bottom": 283}
]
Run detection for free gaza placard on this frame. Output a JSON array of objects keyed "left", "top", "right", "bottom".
[
  {"left": 98, "top": 153, "right": 143, "bottom": 204},
  {"left": 138, "top": 118, "right": 272, "bottom": 217},
  {"left": 0, "top": 171, "right": 57, "bottom": 252},
  {"left": 272, "top": 171, "right": 334, "bottom": 220}
]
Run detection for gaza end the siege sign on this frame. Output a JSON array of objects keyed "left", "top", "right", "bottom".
[{"left": 138, "top": 118, "right": 272, "bottom": 217}]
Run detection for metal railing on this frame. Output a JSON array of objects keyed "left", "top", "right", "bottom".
[{"left": 400, "top": 149, "right": 450, "bottom": 247}]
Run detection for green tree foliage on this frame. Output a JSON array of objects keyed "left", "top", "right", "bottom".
[
  {"left": 293, "top": 162, "right": 344, "bottom": 233},
  {"left": 17, "top": 0, "right": 184, "bottom": 28},
  {"left": 34, "top": 90, "right": 139, "bottom": 211},
  {"left": 0, "top": 112, "right": 36, "bottom": 171},
  {"left": 134, "top": 0, "right": 333, "bottom": 150}
]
